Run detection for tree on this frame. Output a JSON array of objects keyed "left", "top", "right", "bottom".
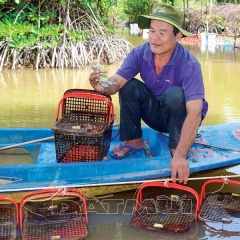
[
  {"left": 0, "top": 0, "right": 133, "bottom": 71},
  {"left": 120, "top": 0, "right": 160, "bottom": 23}
]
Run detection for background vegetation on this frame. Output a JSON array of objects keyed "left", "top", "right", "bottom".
[{"left": 0, "top": 0, "right": 239, "bottom": 71}]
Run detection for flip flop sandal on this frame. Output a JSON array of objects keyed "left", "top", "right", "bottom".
[{"left": 111, "top": 142, "right": 143, "bottom": 159}]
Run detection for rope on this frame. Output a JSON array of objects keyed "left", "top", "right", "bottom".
[
  {"left": 108, "top": 174, "right": 240, "bottom": 186},
  {"left": 164, "top": 179, "right": 170, "bottom": 187},
  {"left": 195, "top": 142, "right": 240, "bottom": 152},
  {"left": 25, "top": 188, "right": 64, "bottom": 203},
  {"left": 163, "top": 132, "right": 240, "bottom": 152},
  {"left": 176, "top": 174, "right": 240, "bottom": 181},
  {"left": 2, "top": 175, "right": 240, "bottom": 193}
]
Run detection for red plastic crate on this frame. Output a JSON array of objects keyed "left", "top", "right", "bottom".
[
  {"left": 131, "top": 181, "right": 200, "bottom": 233},
  {"left": 20, "top": 188, "right": 88, "bottom": 240},
  {"left": 51, "top": 89, "right": 114, "bottom": 162},
  {"left": 0, "top": 196, "right": 19, "bottom": 240},
  {"left": 198, "top": 179, "right": 240, "bottom": 223}
]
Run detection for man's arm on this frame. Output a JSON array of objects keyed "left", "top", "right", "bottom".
[
  {"left": 89, "top": 70, "right": 127, "bottom": 95},
  {"left": 170, "top": 99, "right": 203, "bottom": 184}
]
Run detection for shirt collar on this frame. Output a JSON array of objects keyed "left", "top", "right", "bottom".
[
  {"left": 167, "top": 42, "right": 179, "bottom": 65},
  {"left": 143, "top": 42, "right": 179, "bottom": 66},
  {"left": 143, "top": 42, "right": 153, "bottom": 64}
]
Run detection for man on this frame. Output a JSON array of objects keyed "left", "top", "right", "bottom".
[{"left": 89, "top": 4, "right": 208, "bottom": 184}]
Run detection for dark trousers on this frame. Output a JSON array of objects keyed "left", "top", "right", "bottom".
[{"left": 118, "top": 78, "right": 187, "bottom": 149}]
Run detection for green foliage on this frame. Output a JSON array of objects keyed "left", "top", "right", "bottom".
[
  {"left": 89, "top": 0, "right": 117, "bottom": 21},
  {"left": 216, "top": 0, "right": 240, "bottom": 3},
  {"left": 162, "top": 0, "right": 174, "bottom": 6},
  {"left": 120, "top": 0, "right": 160, "bottom": 23},
  {"left": 0, "top": 0, "right": 21, "bottom": 5},
  {"left": 0, "top": 0, "right": 107, "bottom": 52},
  {"left": 0, "top": 2, "right": 57, "bottom": 26},
  {"left": 0, "top": 18, "right": 87, "bottom": 50},
  {"left": 27, "top": 6, "right": 57, "bottom": 25},
  {"left": 208, "top": 14, "right": 226, "bottom": 32},
  {"left": 67, "top": 29, "right": 89, "bottom": 42},
  {"left": 81, "top": 0, "right": 94, "bottom": 8},
  {"left": 105, "top": 23, "right": 115, "bottom": 32}
]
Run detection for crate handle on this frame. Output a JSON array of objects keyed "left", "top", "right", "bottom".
[
  {"left": 0, "top": 196, "right": 19, "bottom": 225},
  {"left": 55, "top": 92, "right": 114, "bottom": 125},
  {"left": 134, "top": 181, "right": 200, "bottom": 220},
  {"left": 200, "top": 179, "right": 240, "bottom": 205},
  {"left": 19, "top": 187, "right": 88, "bottom": 229}
]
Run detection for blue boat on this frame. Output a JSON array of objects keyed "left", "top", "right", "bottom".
[{"left": 0, "top": 121, "right": 240, "bottom": 193}]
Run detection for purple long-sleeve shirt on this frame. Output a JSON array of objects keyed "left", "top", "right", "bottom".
[{"left": 116, "top": 42, "right": 208, "bottom": 118}]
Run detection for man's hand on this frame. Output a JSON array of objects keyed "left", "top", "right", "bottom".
[
  {"left": 170, "top": 155, "right": 190, "bottom": 184},
  {"left": 89, "top": 69, "right": 106, "bottom": 93}
]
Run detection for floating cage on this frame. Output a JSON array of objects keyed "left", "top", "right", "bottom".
[
  {"left": 20, "top": 188, "right": 88, "bottom": 240},
  {"left": 198, "top": 179, "right": 240, "bottom": 224},
  {"left": 131, "top": 182, "right": 200, "bottom": 233},
  {"left": 0, "top": 196, "right": 19, "bottom": 240},
  {"left": 52, "top": 89, "right": 114, "bottom": 162}
]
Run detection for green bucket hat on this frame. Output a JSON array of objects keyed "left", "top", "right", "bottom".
[{"left": 138, "top": 4, "right": 192, "bottom": 37}]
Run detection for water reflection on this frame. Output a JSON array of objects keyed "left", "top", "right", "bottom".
[
  {"left": 200, "top": 41, "right": 237, "bottom": 54},
  {"left": 88, "top": 219, "right": 204, "bottom": 240},
  {"left": 199, "top": 32, "right": 237, "bottom": 54},
  {"left": 200, "top": 221, "right": 240, "bottom": 240},
  {"left": 0, "top": 66, "right": 122, "bottom": 127}
]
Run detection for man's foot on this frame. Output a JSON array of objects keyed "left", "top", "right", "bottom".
[{"left": 113, "top": 138, "right": 144, "bottom": 158}]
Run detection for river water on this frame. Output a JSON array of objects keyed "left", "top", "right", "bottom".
[{"left": 0, "top": 31, "right": 240, "bottom": 239}]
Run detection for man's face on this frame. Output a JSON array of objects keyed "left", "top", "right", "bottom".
[{"left": 148, "top": 20, "right": 182, "bottom": 56}]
